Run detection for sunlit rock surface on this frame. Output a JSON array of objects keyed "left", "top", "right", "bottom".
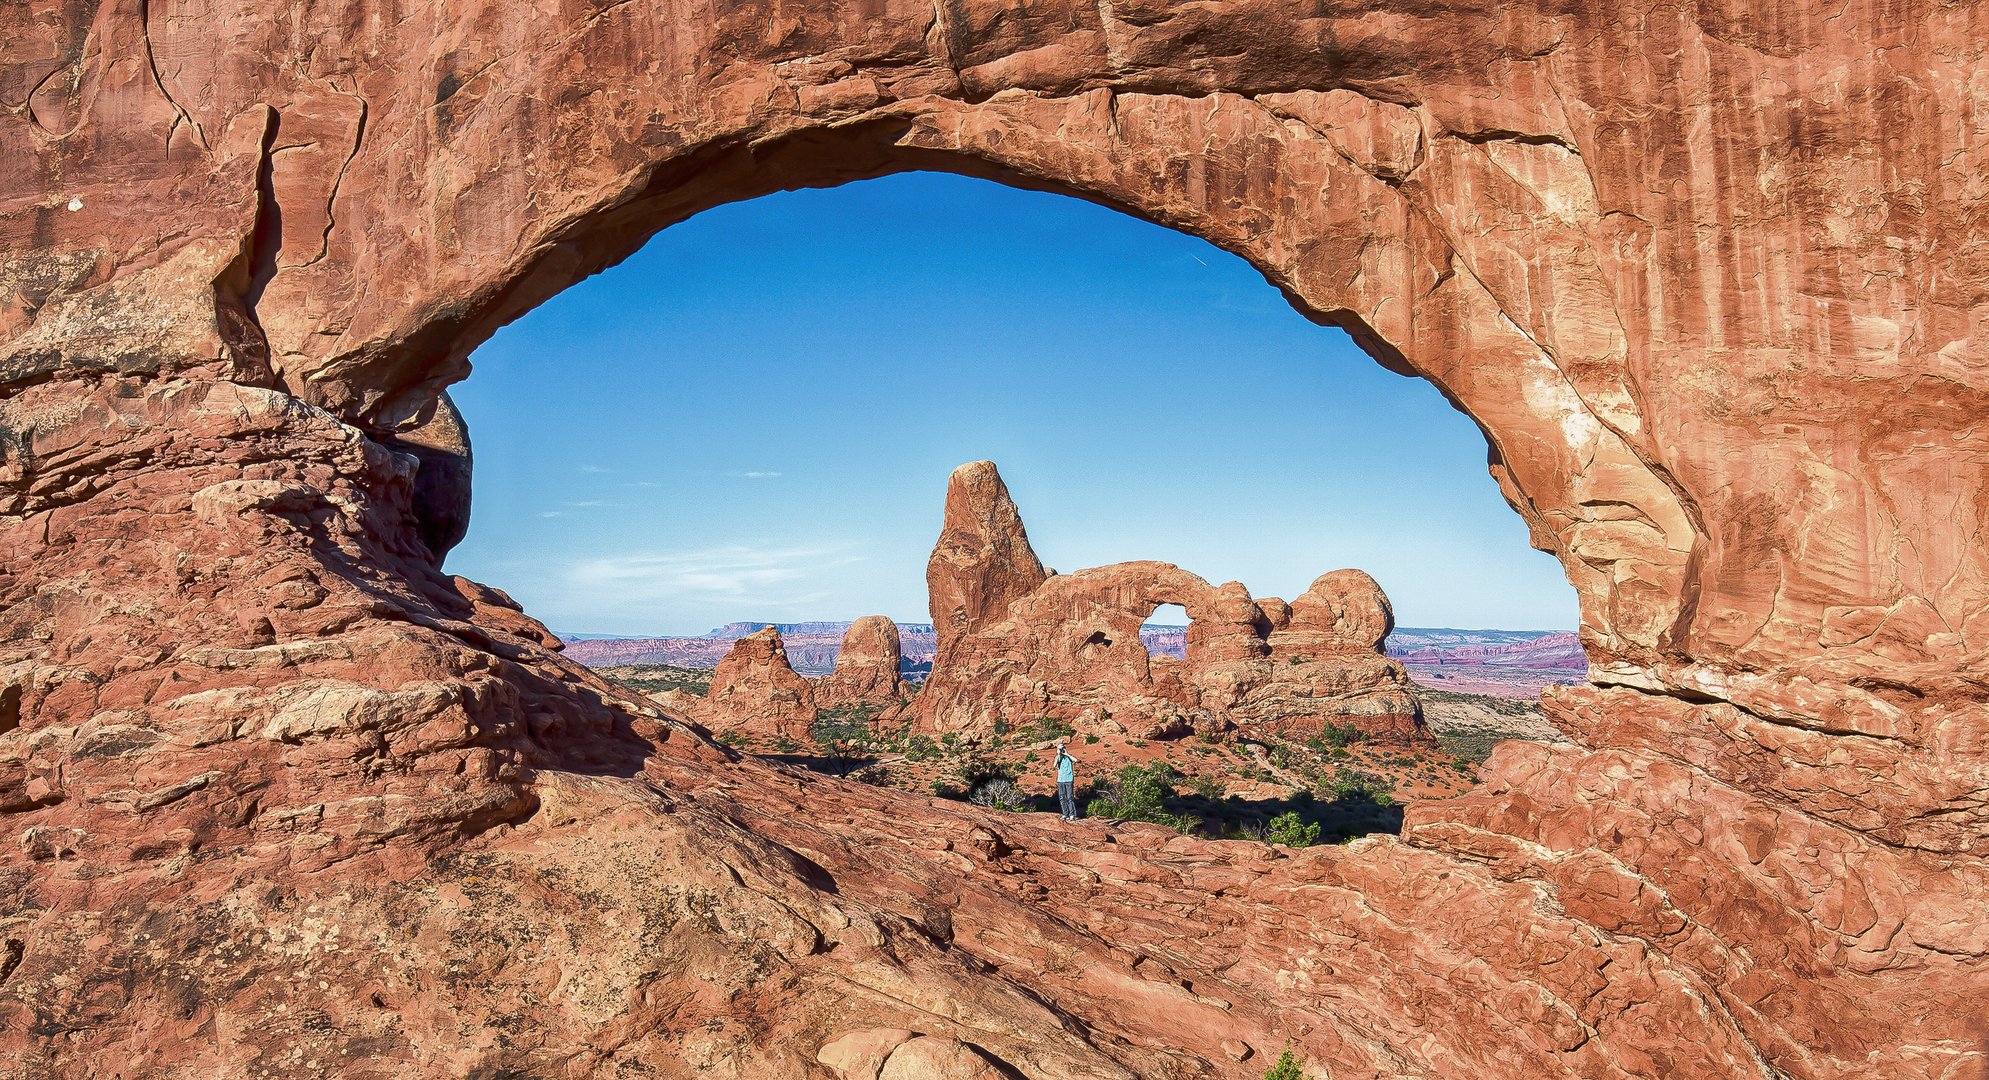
[
  {"left": 812, "top": 616, "right": 911, "bottom": 712},
  {"left": 915, "top": 463, "right": 1425, "bottom": 741},
  {"left": 2, "top": 0, "right": 1986, "bottom": 1075}
]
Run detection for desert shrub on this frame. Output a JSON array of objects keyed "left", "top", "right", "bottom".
[
  {"left": 950, "top": 754, "right": 1020, "bottom": 789},
  {"left": 1225, "top": 818, "right": 1271, "bottom": 842},
  {"left": 1083, "top": 733, "right": 1101, "bottom": 745},
  {"left": 1321, "top": 769, "right": 1395, "bottom": 807},
  {"left": 1181, "top": 773, "right": 1225, "bottom": 799},
  {"left": 1264, "top": 811, "right": 1322, "bottom": 848},
  {"left": 903, "top": 735, "right": 940, "bottom": 762},
  {"left": 967, "top": 777, "right": 1028, "bottom": 812},
  {"left": 1085, "top": 763, "right": 1199, "bottom": 832},
  {"left": 1026, "top": 716, "right": 1077, "bottom": 742},
  {"left": 772, "top": 736, "right": 799, "bottom": 754},
  {"left": 1263, "top": 1047, "right": 1305, "bottom": 1080},
  {"left": 930, "top": 778, "right": 965, "bottom": 799},
  {"left": 812, "top": 709, "right": 874, "bottom": 746},
  {"left": 847, "top": 765, "right": 891, "bottom": 786},
  {"left": 1318, "top": 722, "right": 1367, "bottom": 749}
]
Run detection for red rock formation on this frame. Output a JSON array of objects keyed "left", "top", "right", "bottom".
[
  {"left": 699, "top": 627, "right": 817, "bottom": 741},
  {"left": 812, "top": 616, "right": 909, "bottom": 712},
  {"left": 913, "top": 477, "right": 1424, "bottom": 741},
  {"left": 2, "top": 2, "right": 1985, "bottom": 1077},
  {"left": 926, "top": 461, "right": 1047, "bottom": 667}
]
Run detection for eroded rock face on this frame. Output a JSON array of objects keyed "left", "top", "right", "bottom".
[
  {"left": 913, "top": 469, "right": 1423, "bottom": 741},
  {"left": 813, "top": 616, "right": 909, "bottom": 712},
  {"left": 927, "top": 461, "right": 1049, "bottom": 667},
  {"left": 699, "top": 627, "right": 817, "bottom": 741},
  {"left": 2, "top": 1, "right": 1986, "bottom": 1077}
]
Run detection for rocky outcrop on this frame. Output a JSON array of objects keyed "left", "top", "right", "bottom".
[
  {"left": 697, "top": 627, "right": 817, "bottom": 741},
  {"left": 2, "top": 1, "right": 1986, "bottom": 1077},
  {"left": 812, "top": 616, "right": 909, "bottom": 711},
  {"left": 382, "top": 390, "right": 473, "bottom": 560},
  {"left": 926, "top": 462, "right": 1048, "bottom": 667},
  {"left": 914, "top": 470, "right": 1423, "bottom": 741}
]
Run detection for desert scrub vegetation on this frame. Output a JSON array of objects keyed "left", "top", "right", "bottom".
[
  {"left": 1085, "top": 762, "right": 1201, "bottom": 832},
  {"left": 599, "top": 663, "right": 713, "bottom": 696},
  {"left": 966, "top": 776, "right": 1029, "bottom": 812},
  {"left": 1021, "top": 716, "right": 1077, "bottom": 742},
  {"left": 1263, "top": 1047, "right": 1305, "bottom": 1080},
  {"left": 1319, "top": 768, "right": 1395, "bottom": 806},
  {"left": 1264, "top": 811, "right": 1322, "bottom": 847}
]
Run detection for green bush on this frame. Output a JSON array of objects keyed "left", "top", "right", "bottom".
[
  {"left": 1263, "top": 1047, "right": 1304, "bottom": 1080},
  {"left": 1026, "top": 716, "right": 1077, "bottom": 742},
  {"left": 1318, "top": 722, "right": 1367, "bottom": 749},
  {"left": 950, "top": 754, "right": 1019, "bottom": 789},
  {"left": 1181, "top": 773, "right": 1225, "bottom": 799},
  {"left": 1085, "top": 763, "right": 1199, "bottom": 832},
  {"left": 1264, "top": 811, "right": 1321, "bottom": 848},
  {"left": 1321, "top": 768, "right": 1395, "bottom": 807},
  {"left": 903, "top": 735, "right": 940, "bottom": 762}
]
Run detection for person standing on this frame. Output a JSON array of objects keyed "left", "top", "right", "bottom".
[{"left": 1055, "top": 741, "right": 1078, "bottom": 821}]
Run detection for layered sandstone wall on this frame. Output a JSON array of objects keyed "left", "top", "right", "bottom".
[{"left": 2, "top": 1, "right": 1986, "bottom": 1077}]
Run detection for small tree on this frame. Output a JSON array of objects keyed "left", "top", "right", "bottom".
[
  {"left": 1264, "top": 1047, "right": 1304, "bottom": 1080},
  {"left": 1264, "top": 811, "right": 1321, "bottom": 848},
  {"left": 1320, "top": 768, "right": 1395, "bottom": 807},
  {"left": 1085, "top": 763, "right": 1199, "bottom": 833}
]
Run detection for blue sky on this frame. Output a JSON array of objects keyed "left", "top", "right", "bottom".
[{"left": 447, "top": 172, "right": 1578, "bottom": 637}]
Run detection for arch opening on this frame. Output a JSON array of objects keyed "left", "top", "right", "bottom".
[
  {"left": 1140, "top": 605, "right": 1190, "bottom": 662},
  {"left": 448, "top": 170, "right": 1582, "bottom": 838}
]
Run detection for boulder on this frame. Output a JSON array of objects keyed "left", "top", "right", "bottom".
[
  {"left": 818, "top": 1027, "right": 918, "bottom": 1080},
  {"left": 877, "top": 1036, "right": 1014, "bottom": 1080}
]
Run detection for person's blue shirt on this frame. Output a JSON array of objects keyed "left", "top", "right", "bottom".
[{"left": 1056, "top": 749, "right": 1075, "bottom": 783}]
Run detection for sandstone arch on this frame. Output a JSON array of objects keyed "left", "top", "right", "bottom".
[{"left": 2, "top": 2, "right": 1985, "bottom": 1077}]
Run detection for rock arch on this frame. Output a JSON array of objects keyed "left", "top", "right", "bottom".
[{"left": 1, "top": 1, "right": 1984, "bottom": 1076}]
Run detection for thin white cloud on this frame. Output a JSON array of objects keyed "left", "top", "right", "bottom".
[
  {"left": 737, "top": 470, "right": 783, "bottom": 479},
  {"left": 564, "top": 500, "right": 622, "bottom": 508},
  {"left": 579, "top": 464, "right": 610, "bottom": 474},
  {"left": 539, "top": 511, "right": 564, "bottom": 518},
  {"left": 561, "top": 545, "right": 862, "bottom": 609}
]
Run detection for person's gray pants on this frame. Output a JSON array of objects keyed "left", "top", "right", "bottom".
[{"left": 1057, "top": 780, "right": 1077, "bottom": 819}]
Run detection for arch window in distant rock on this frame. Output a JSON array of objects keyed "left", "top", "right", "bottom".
[{"left": 1140, "top": 604, "right": 1190, "bottom": 662}]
